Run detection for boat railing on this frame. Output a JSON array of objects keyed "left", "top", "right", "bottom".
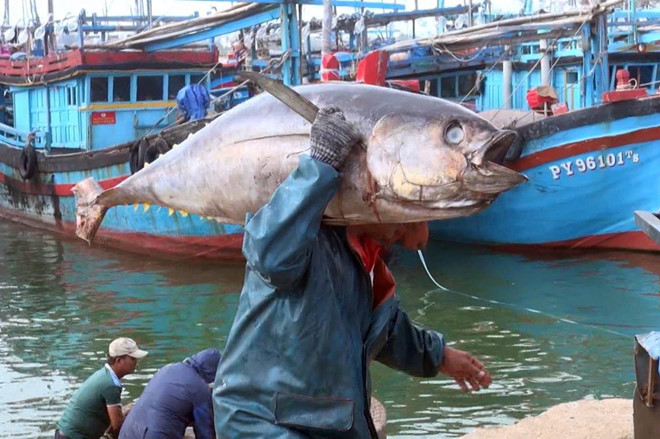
[
  {"left": 0, "top": 122, "right": 47, "bottom": 149},
  {"left": 0, "top": 50, "right": 84, "bottom": 79}
]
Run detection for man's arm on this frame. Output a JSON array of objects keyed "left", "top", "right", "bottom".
[
  {"left": 191, "top": 389, "right": 215, "bottom": 439},
  {"left": 242, "top": 107, "right": 359, "bottom": 290},
  {"left": 102, "top": 383, "right": 124, "bottom": 435},
  {"left": 375, "top": 299, "right": 491, "bottom": 390},
  {"left": 242, "top": 156, "right": 340, "bottom": 289},
  {"left": 106, "top": 404, "right": 124, "bottom": 434},
  {"left": 374, "top": 299, "right": 445, "bottom": 377}
]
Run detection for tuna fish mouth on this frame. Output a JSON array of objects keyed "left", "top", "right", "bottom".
[
  {"left": 471, "top": 130, "right": 518, "bottom": 166},
  {"left": 462, "top": 130, "right": 528, "bottom": 194}
]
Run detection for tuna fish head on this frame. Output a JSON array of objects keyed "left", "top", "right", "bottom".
[{"left": 365, "top": 111, "right": 525, "bottom": 214}]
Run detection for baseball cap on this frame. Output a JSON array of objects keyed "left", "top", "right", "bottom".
[{"left": 108, "top": 338, "right": 148, "bottom": 358}]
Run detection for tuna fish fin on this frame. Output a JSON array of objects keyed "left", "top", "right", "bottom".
[{"left": 71, "top": 177, "right": 109, "bottom": 245}]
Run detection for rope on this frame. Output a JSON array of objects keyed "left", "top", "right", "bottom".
[
  {"left": 458, "top": 49, "right": 508, "bottom": 105},
  {"left": 209, "top": 49, "right": 292, "bottom": 107},
  {"left": 417, "top": 250, "right": 629, "bottom": 339},
  {"left": 141, "top": 49, "right": 292, "bottom": 139}
]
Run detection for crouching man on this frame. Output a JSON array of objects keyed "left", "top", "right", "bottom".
[
  {"left": 120, "top": 348, "right": 221, "bottom": 439},
  {"left": 55, "top": 338, "right": 147, "bottom": 439}
]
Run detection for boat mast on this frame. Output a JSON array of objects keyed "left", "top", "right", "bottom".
[{"left": 321, "top": 0, "right": 332, "bottom": 59}]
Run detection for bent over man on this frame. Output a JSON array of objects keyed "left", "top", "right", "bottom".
[
  {"left": 213, "top": 107, "right": 491, "bottom": 438},
  {"left": 120, "top": 348, "right": 221, "bottom": 439},
  {"left": 56, "top": 338, "right": 147, "bottom": 439}
]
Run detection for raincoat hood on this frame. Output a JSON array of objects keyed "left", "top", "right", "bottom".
[{"left": 185, "top": 348, "right": 221, "bottom": 383}]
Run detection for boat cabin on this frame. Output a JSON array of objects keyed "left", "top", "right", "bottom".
[{"left": 0, "top": 48, "right": 216, "bottom": 153}]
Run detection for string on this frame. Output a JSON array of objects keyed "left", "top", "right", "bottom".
[{"left": 417, "top": 250, "right": 629, "bottom": 339}]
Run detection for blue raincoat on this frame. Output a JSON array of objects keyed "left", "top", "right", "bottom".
[
  {"left": 176, "top": 84, "right": 210, "bottom": 121},
  {"left": 213, "top": 156, "right": 446, "bottom": 438},
  {"left": 120, "top": 348, "right": 221, "bottom": 439}
]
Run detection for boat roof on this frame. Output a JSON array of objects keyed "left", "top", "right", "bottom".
[{"left": 0, "top": 47, "right": 217, "bottom": 86}]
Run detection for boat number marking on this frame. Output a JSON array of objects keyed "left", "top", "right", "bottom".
[{"left": 549, "top": 150, "right": 639, "bottom": 180}]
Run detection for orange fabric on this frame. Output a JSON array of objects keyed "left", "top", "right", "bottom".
[{"left": 347, "top": 234, "right": 396, "bottom": 310}]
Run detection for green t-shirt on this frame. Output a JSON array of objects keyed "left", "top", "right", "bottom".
[{"left": 57, "top": 366, "right": 122, "bottom": 439}]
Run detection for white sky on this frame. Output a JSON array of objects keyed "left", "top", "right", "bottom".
[{"left": 3, "top": 0, "right": 524, "bottom": 25}]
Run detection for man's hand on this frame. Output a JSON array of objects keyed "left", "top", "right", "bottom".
[
  {"left": 439, "top": 346, "right": 492, "bottom": 392},
  {"left": 309, "top": 106, "right": 360, "bottom": 170},
  {"left": 106, "top": 405, "right": 125, "bottom": 434}
]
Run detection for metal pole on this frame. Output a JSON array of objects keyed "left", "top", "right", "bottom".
[
  {"left": 321, "top": 0, "right": 332, "bottom": 82},
  {"left": 280, "top": 4, "right": 301, "bottom": 86},
  {"left": 147, "top": 0, "right": 152, "bottom": 26},
  {"left": 47, "top": 0, "right": 54, "bottom": 17},
  {"left": 3, "top": 0, "right": 9, "bottom": 25},
  {"left": 44, "top": 86, "right": 52, "bottom": 152},
  {"left": 468, "top": 0, "right": 472, "bottom": 27},
  {"left": 540, "top": 39, "right": 550, "bottom": 86},
  {"left": 412, "top": 0, "right": 418, "bottom": 39},
  {"left": 503, "top": 56, "right": 512, "bottom": 109},
  {"left": 321, "top": 0, "right": 332, "bottom": 58}
]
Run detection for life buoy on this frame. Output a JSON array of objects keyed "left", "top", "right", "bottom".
[
  {"left": 19, "top": 143, "right": 37, "bottom": 180},
  {"left": 144, "top": 138, "right": 170, "bottom": 165}
]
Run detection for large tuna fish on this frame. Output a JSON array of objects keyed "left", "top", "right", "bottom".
[{"left": 74, "top": 82, "right": 526, "bottom": 243}]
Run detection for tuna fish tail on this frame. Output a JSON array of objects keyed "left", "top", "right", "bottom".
[{"left": 72, "top": 177, "right": 113, "bottom": 244}]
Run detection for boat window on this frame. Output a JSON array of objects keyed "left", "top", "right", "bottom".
[
  {"left": 440, "top": 76, "right": 456, "bottom": 98},
  {"left": 66, "top": 86, "right": 78, "bottom": 106},
  {"left": 458, "top": 73, "right": 478, "bottom": 96},
  {"left": 168, "top": 74, "right": 186, "bottom": 100},
  {"left": 113, "top": 76, "right": 131, "bottom": 102},
  {"left": 137, "top": 75, "right": 164, "bottom": 101},
  {"left": 428, "top": 79, "right": 438, "bottom": 97},
  {"left": 566, "top": 71, "right": 579, "bottom": 84},
  {"left": 627, "top": 65, "right": 654, "bottom": 88},
  {"left": 90, "top": 77, "right": 109, "bottom": 102},
  {"left": 189, "top": 74, "right": 205, "bottom": 85}
]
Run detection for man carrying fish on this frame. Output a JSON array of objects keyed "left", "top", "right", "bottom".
[{"left": 213, "top": 107, "right": 492, "bottom": 438}]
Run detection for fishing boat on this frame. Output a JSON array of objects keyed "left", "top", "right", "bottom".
[
  {"left": 0, "top": 0, "right": 407, "bottom": 259},
  {"left": 0, "top": 8, "right": 264, "bottom": 259},
  {"left": 377, "top": 0, "right": 660, "bottom": 251}
]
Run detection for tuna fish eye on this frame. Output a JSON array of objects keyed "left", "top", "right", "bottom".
[{"left": 445, "top": 123, "right": 464, "bottom": 144}]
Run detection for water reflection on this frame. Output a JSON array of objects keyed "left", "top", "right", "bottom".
[
  {"left": 0, "top": 222, "right": 244, "bottom": 438},
  {"left": 1, "top": 221, "right": 659, "bottom": 438},
  {"left": 373, "top": 243, "right": 659, "bottom": 437}
]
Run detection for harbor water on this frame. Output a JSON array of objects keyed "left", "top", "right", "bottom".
[{"left": 1, "top": 219, "right": 658, "bottom": 438}]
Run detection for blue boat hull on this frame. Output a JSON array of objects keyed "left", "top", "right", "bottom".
[
  {"left": 431, "top": 95, "right": 660, "bottom": 251},
  {"left": 0, "top": 141, "right": 245, "bottom": 260}
]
